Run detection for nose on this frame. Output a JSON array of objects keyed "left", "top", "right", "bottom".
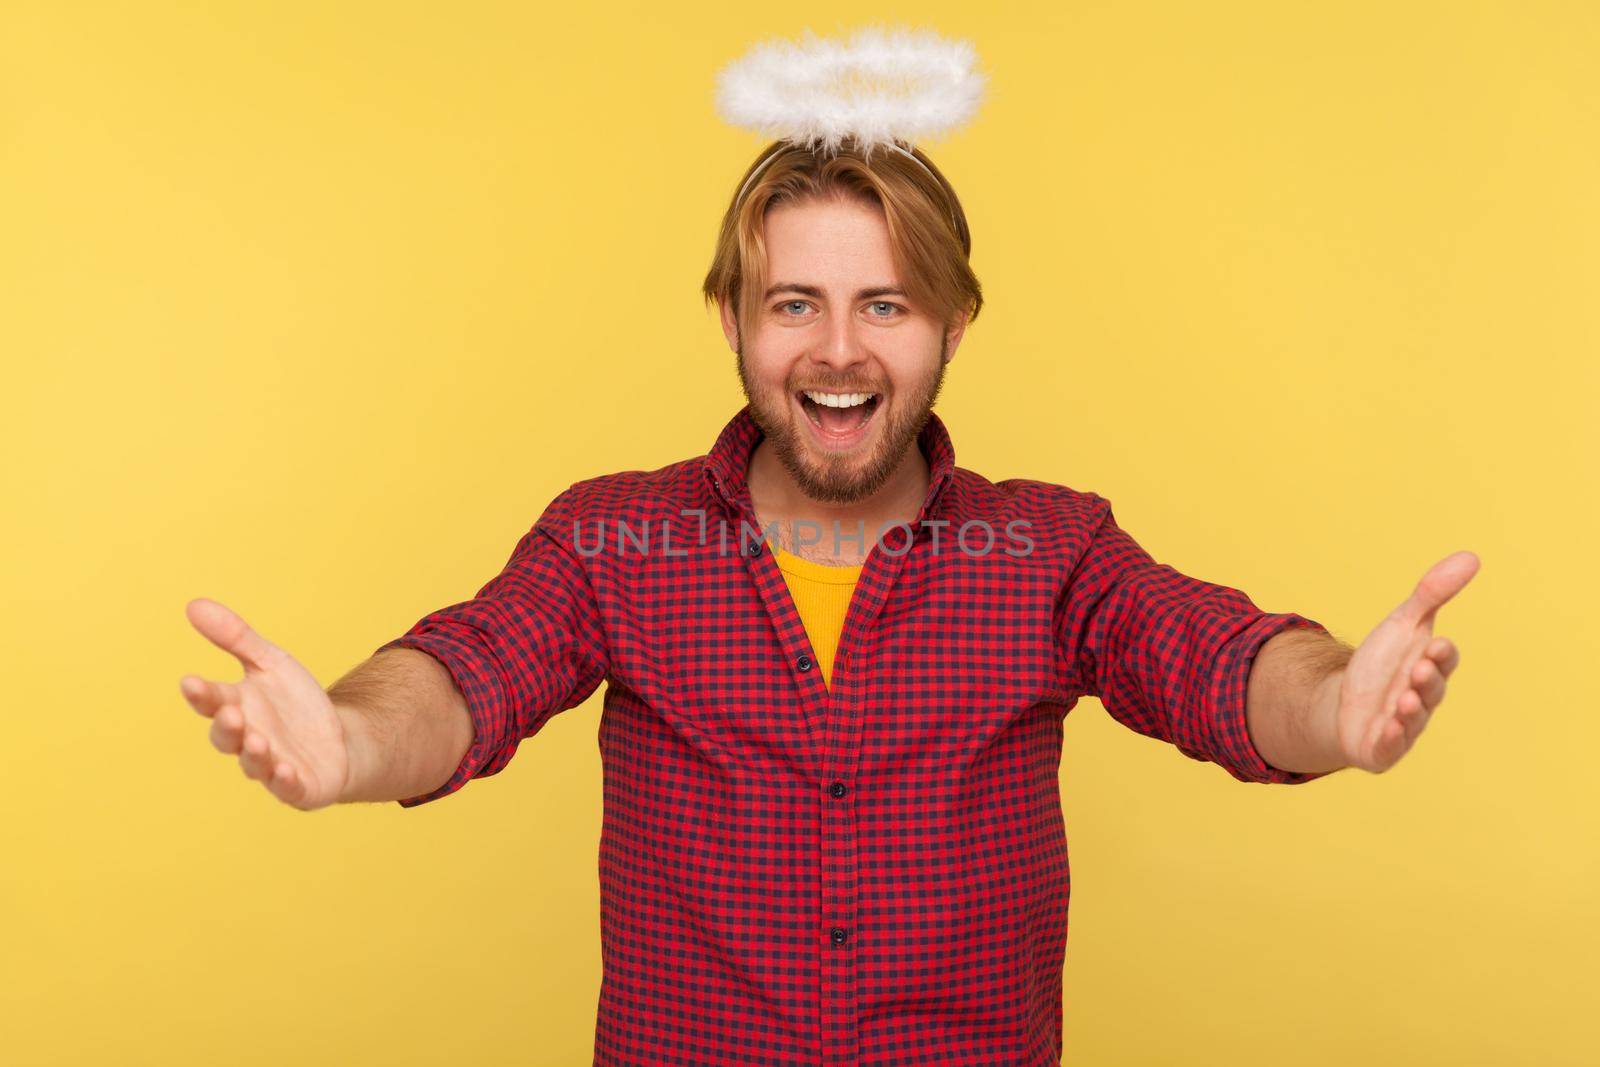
[{"left": 810, "top": 312, "right": 870, "bottom": 377}]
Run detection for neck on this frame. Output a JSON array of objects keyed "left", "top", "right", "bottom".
[{"left": 746, "top": 440, "right": 929, "bottom": 565}]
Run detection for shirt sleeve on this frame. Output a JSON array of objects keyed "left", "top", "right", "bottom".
[
  {"left": 373, "top": 486, "right": 610, "bottom": 807},
  {"left": 1057, "top": 495, "right": 1334, "bottom": 785}
]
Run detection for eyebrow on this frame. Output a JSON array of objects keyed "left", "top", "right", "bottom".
[{"left": 763, "top": 283, "right": 908, "bottom": 301}]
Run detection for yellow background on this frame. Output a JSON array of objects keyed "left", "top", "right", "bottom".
[{"left": 3, "top": 2, "right": 1595, "bottom": 1063}]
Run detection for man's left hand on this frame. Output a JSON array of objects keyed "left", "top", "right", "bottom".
[{"left": 1330, "top": 550, "right": 1481, "bottom": 773}]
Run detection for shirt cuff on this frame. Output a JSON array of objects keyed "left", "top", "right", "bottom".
[
  {"left": 1209, "top": 612, "right": 1338, "bottom": 785},
  {"left": 374, "top": 630, "right": 511, "bottom": 808}
]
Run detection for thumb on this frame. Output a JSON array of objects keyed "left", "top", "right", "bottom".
[
  {"left": 1394, "top": 550, "right": 1481, "bottom": 629},
  {"left": 185, "top": 598, "right": 284, "bottom": 672}
]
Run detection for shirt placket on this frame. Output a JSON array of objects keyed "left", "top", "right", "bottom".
[{"left": 710, "top": 467, "right": 950, "bottom": 1067}]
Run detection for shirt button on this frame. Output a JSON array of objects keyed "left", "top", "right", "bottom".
[
  {"left": 830, "top": 926, "right": 848, "bottom": 946},
  {"left": 829, "top": 780, "right": 847, "bottom": 798},
  {"left": 796, "top": 654, "right": 812, "bottom": 672}
]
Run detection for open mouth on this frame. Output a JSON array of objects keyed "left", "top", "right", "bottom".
[{"left": 796, "top": 389, "right": 881, "bottom": 441}]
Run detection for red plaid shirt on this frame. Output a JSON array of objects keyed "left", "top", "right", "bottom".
[{"left": 377, "top": 404, "right": 1332, "bottom": 1066}]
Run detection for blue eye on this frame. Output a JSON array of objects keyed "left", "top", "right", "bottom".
[{"left": 776, "top": 299, "right": 903, "bottom": 318}]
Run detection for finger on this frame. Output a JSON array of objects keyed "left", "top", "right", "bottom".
[
  {"left": 180, "top": 675, "right": 238, "bottom": 718},
  {"left": 210, "top": 704, "right": 246, "bottom": 755},
  {"left": 238, "top": 729, "right": 275, "bottom": 782},
  {"left": 1402, "top": 687, "right": 1433, "bottom": 719},
  {"left": 1427, "top": 637, "right": 1460, "bottom": 677},
  {"left": 184, "top": 598, "right": 284, "bottom": 673},
  {"left": 266, "top": 760, "right": 305, "bottom": 807},
  {"left": 1382, "top": 693, "right": 1429, "bottom": 759},
  {"left": 1394, "top": 697, "right": 1429, "bottom": 748},
  {"left": 1410, "top": 658, "right": 1447, "bottom": 708},
  {"left": 1396, "top": 551, "right": 1481, "bottom": 628},
  {"left": 1369, "top": 714, "right": 1407, "bottom": 772}
]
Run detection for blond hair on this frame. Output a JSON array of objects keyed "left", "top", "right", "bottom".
[{"left": 702, "top": 138, "right": 983, "bottom": 337}]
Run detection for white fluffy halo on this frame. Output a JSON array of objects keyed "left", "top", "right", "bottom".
[{"left": 714, "top": 25, "right": 986, "bottom": 155}]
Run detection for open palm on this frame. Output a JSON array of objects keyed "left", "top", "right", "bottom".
[
  {"left": 179, "top": 598, "right": 350, "bottom": 810},
  {"left": 1333, "top": 550, "right": 1480, "bottom": 773}
]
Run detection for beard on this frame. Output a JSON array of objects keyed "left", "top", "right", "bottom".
[{"left": 735, "top": 334, "right": 950, "bottom": 506}]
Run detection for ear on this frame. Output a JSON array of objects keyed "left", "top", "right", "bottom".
[
  {"left": 717, "top": 296, "right": 741, "bottom": 353},
  {"left": 942, "top": 310, "right": 970, "bottom": 365}
]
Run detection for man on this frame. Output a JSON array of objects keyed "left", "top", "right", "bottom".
[{"left": 181, "top": 136, "right": 1477, "bottom": 1066}]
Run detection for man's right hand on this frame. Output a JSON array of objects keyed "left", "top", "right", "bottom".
[{"left": 180, "top": 598, "right": 351, "bottom": 811}]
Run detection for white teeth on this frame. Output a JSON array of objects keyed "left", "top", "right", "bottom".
[{"left": 802, "top": 391, "right": 876, "bottom": 408}]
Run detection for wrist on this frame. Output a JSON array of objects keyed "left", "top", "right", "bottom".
[
  {"left": 332, "top": 701, "right": 375, "bottom": 803},
  {"left": 1309, "top": 668, "right": 1350, "bottom": 771}
]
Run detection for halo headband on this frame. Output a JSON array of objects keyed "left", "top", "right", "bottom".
[{"left": 714, "top": 25, "right": 987, "bottom": 205}]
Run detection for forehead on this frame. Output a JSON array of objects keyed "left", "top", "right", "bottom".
[{"left": 762, "top": 195, "right": 897, "bottom": 283}]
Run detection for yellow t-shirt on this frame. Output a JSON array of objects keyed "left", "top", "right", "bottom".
[{"left": 769, "top": 543, "right": 863, "bottom": 690}]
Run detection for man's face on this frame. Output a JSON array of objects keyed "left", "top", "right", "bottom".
[{"left": 720, "top": 193, "right": 966, "bottom": 506}]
